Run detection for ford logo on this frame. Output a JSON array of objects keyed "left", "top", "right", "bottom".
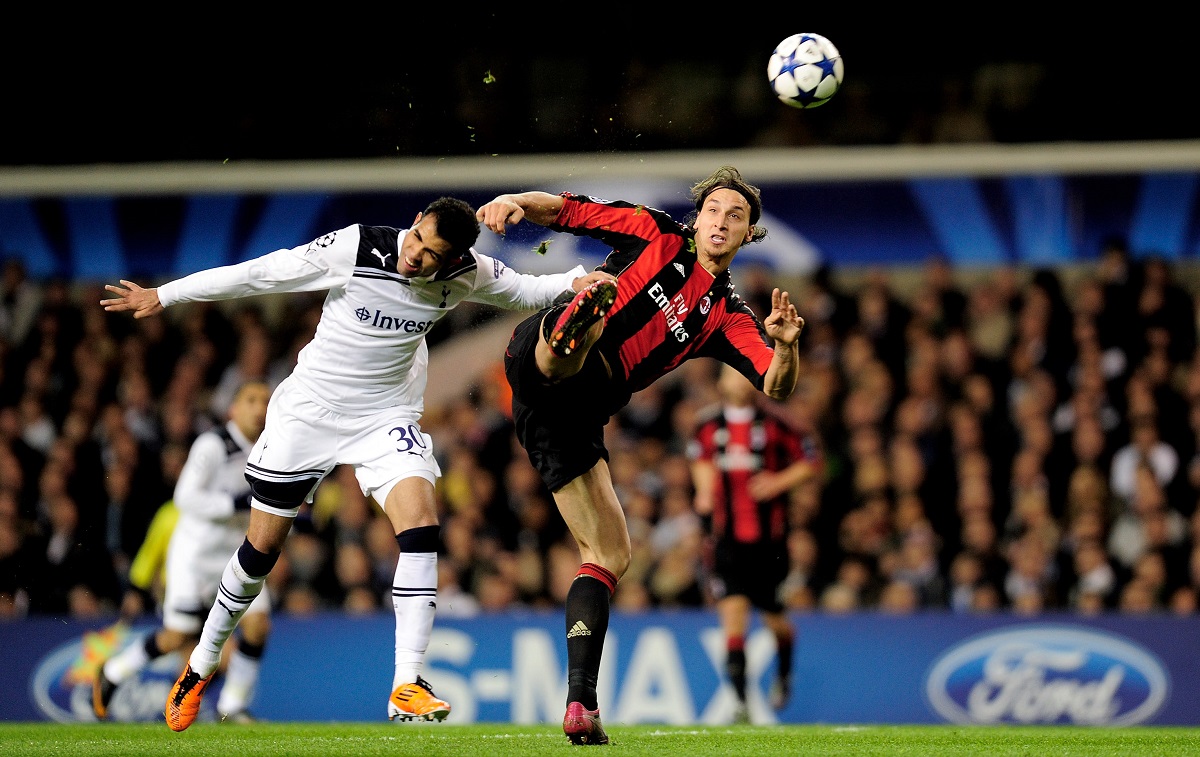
[{"left": 925, "top": 625, "right": 1169, "bottom": 725}]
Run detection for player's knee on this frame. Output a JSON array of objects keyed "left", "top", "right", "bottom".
[
  {"left": 602, "top": 547, "right": 632, "bottom": 579},
  {"left": 598, "top": 530, "right": 632, "bottom": 578}
]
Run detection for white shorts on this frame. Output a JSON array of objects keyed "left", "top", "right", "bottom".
[
  {"left": 162, "top": 514, "right": 272, "bottom": 634},
  {"left": 244, "top": 376, "right": 442, "bottom": 517}
]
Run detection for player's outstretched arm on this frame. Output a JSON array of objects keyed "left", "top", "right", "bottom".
[
  {"left": 100, "top": 279, "right": 164, "bottom": 319},
  {"left": 476, "top": 191, "right": 565, "bottom": 234}
]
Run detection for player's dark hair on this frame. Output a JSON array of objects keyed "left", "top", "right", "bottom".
[
  {"left": 687, "top": 166, "right": 768, "bottom": 244},
  {"left": 424, "top": 197, "right": 481, "bottom": 256},
  {"left": 232, "top": 379, "right": 270, "bottom": 401}
]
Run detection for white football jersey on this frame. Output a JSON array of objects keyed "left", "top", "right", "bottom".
[
  {"left": 157, "top": 224, "right": 583, "bottom": 414},
  {"left": 167, "top": 420, "right": 256, "bottom": 585}
]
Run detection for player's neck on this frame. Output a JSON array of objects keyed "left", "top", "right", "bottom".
[
  {"left": 696, "top": 252, "right": 732, "bottom": 277},
  {"left": 723, "top": 404, "right": 755, "bottom": 422}
]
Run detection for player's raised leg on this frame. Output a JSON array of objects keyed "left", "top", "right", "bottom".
[{"left": 538, "top": 279, "right": 616, "bottom": 380}]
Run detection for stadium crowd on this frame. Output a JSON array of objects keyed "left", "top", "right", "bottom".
[{"left": 2, "top": 236, "right": 1200, "bottom": 621}]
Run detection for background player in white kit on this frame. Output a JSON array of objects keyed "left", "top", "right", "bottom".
[
  {"left": 93, "top": 380, "right": 274, "bottom": 724},
  {"left": 101, "top": 197, "right": 604, "bottom": 731}
]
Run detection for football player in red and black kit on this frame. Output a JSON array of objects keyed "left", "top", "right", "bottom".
[
  {"left": 476, "top": 166, "right": 804, "bottom": 744},
  {"left": 690, "top": 364, "right": 823, "bottom": 724}
]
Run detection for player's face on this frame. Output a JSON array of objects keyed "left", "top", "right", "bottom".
[
  {"left": 718, "top": 365, "right": 756, "bottom": 406},
  {"left": 399, "top": 212, "right": 455, "bottom": 278},
  {"left": 692, "top": 188, "right": 753, "bottom": 260},
  {"left": 230, "top": 383, "right": 271, "bottom": 441}
]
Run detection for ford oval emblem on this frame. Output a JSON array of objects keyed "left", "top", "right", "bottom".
[{"left": 925, "top": 625, "right": 1169, "bottom": 725}]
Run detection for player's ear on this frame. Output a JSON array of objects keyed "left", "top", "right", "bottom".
[{"left": 412, "top": 211, "right": 424, "bottom": 227}]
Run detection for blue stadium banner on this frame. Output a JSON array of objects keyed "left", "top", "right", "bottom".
[
  {"left": 3, "top": 610, "right": 1198, "bottom": 725},
  {"left": 2, "top": 168, "right": 1198, "bottom": 281}
]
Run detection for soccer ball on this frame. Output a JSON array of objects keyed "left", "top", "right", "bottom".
[{"left": 767, "top": 33, "right": 844, "bottom": 109}]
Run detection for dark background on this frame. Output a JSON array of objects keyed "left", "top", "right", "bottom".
[{"left": 2, "top": 19, "right": 1195, "bottom": 167}]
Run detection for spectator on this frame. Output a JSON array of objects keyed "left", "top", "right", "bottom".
[
  {"left": 1004, "top": 532, "right": 1057, "bottom": 610},
  {"left": 0, "top": 258, "right": 42, "bottom": 350},
  {"left": 1110, "top": 415, "right": 1179, "bottom": 508},
  {"left": 21, "top": 492, "right": 120, "bottom": 614},
  {"left": 10, "top": 214, "right": 1200, "bottom": 634},
  {"left": 1068, "top": 539, "right": 1117, "bottom": 609},
  {"left": 1108, "top": 466, "right": 1187, "bottom": 572},
  {"left": 947, "top": 550, "right": 989, "bottom": 613},
  {"left": 887, "top": 520, "right": 945, "bottom": 607},
  {"left": 818, "top": 581, "right": 860, "bottom": 614}
]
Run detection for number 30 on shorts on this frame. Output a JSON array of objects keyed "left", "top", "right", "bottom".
[{"left": 388, "top": 424, "right": 430, "bottom": 457}]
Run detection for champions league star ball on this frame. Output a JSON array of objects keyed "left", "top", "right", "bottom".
[{"left": 767, "top": 33, "right": 844, "bottom": 109}]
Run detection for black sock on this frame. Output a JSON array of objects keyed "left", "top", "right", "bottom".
[
  {"left": 237, "top": 538, "right": 280, "bottom": 577},
  {"left": 542, "top": 305, "right": 566, "bottom": 341},
  {"left": 727, "top": 640, "right": 747, "bottom": 702},
  {"left": 565, "top": 568, "right": 615, "bottom": 710},
  {"left": 143, "top": 633, "right": 163, "bottom": 660},
  {"left": 238, "top": 637, "right": 266, "bottom": 660},
  {"left": 776, "top": 629, "right": 794, "bottom": 682}
]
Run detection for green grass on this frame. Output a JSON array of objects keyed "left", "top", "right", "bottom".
[{"left": 3, "top": 722, "right": 1200, "bottom": 756}]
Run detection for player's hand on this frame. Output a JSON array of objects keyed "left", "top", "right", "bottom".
[
  {"left": 475, "top": 196, "right": 524, "bottom": 236},
  {"left": 101, "top": 280, "right": 165, "bottom": 319},
  {"left": 571, "top": 271, "right": 617, "bottom": 292},
  {"left": 763, "top": 288, "right": 804, "bottom": 346}
]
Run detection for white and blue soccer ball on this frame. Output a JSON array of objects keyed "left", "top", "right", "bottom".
[{"left": 767, "top": 33, "right": 844, "bottom": 109}]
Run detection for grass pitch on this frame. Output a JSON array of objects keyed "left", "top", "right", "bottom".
[{"left": 3, "top": 722, "right": 1200, "bottom": 756}]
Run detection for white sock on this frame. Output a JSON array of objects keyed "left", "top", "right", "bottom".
[
  {"left": 190, "top": 554, "right": 266, "bottom": 678},
  {"left": 216, "top": 647, "right": 261, "bottom": 715},
  {"left": 103, "top": 635, "right": 151, "bottom": 684},
  {"left": 391, "top": 551, "right": 437, "bottom": 689}
]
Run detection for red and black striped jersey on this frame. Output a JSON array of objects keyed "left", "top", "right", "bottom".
[
  {"left": 690, "top": 402, "right": 819, "bottom": 545},
  {"left": 550, "top": 193, "right": 776, "bottom": 411}
]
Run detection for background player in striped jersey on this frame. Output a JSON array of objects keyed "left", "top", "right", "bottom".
[
  {"left": 690, "top": 364, "right": 823, "bottom": 724},
  {"left": 93, "top": 380, "right": 273, "bottom": 724},
  {"left": 101, "top": 197, "right": 607, "bottom": 731},
  {"left": 476, "top": 166, "right": 805, "bottom": 744}
]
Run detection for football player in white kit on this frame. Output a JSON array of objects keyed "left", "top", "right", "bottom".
[
  {"left": 101, "top": 197, "right": 603, "bottom": 731},
  {"left": 93, "top": 380, "right": 274, "bottom": 723}
]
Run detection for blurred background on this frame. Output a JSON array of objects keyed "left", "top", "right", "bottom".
[{"left": 3, "top": 16, "right": 1200, "bottom": 726}]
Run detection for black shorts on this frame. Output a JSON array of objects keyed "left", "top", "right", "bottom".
[
  {"left": 709, "top": 540, "right": 789, "bottom": 613},
  {"left": 504, "top": 306, "right": 614, "bottom": 492}
]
